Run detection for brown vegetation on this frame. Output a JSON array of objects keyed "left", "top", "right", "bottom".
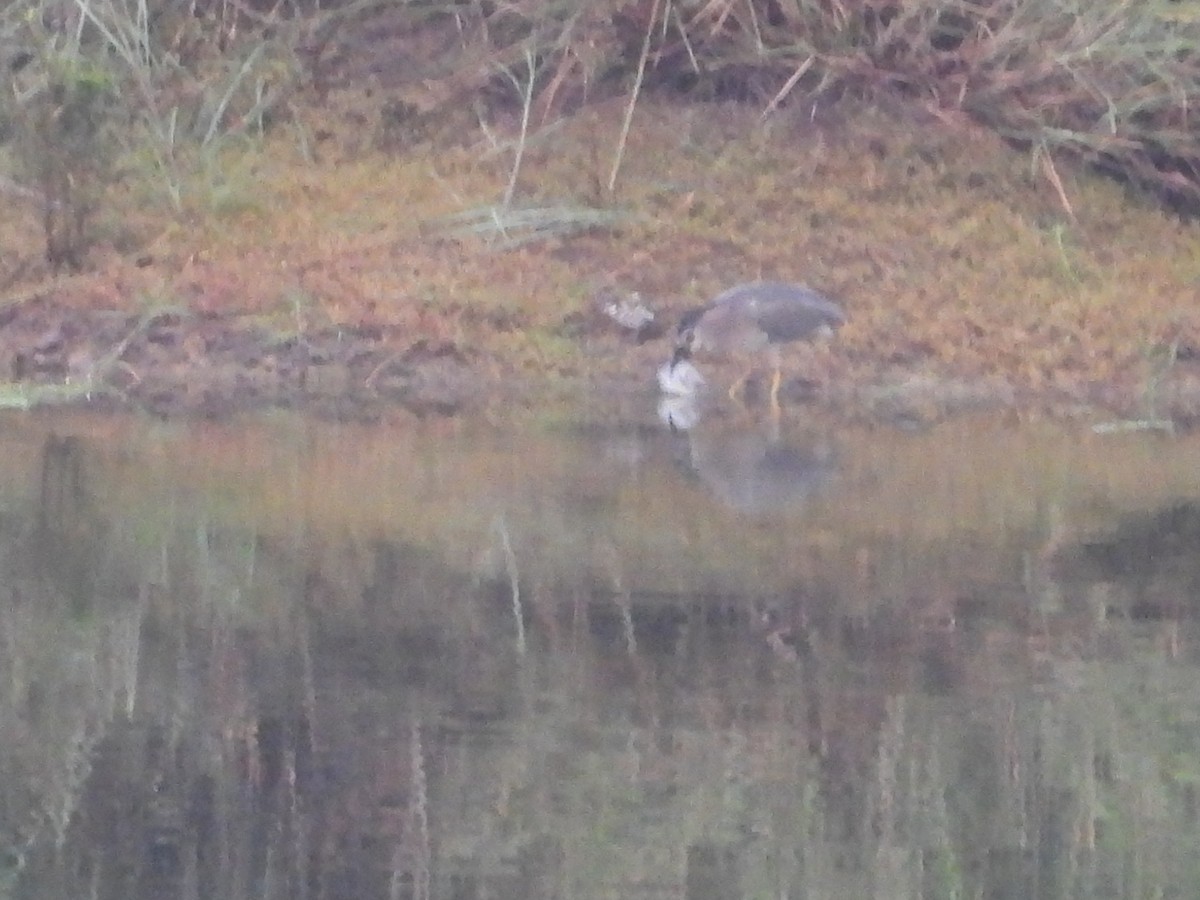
[{"left": 1, "top": 0, "right": 1200, "bottom": 418}]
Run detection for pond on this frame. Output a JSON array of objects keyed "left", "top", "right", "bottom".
[{"left": 2, "top": 405, "right": 1199, "bottom": 899}]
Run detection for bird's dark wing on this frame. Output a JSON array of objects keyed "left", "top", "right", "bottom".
[
  {"left": 751, "top": 287, "right": 846, "bottom": 343},
  {"left": 677, "top": 305, "right": 708, "bottom": 336}
]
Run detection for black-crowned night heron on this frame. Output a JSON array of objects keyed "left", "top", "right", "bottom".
[{"left": 657, "top": 281, "right": 846, "bottom": 414}]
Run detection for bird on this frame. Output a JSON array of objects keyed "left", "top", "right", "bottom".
[{"left": 659, "top": 281, "right": 845, "bottom": 414}]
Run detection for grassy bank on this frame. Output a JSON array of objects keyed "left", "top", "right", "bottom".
[{"left": 1, "top": 0, "right": 1199, "bottom": 418}]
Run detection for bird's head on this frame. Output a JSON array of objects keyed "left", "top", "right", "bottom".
[
  {"left": 670, "top": 338, "right": 693, "bottom": 366},
  {"left": 673, "top": 307, "right": 705, "bottom": 361}
]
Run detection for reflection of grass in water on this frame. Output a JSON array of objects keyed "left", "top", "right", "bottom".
[
  {"left": 428, "top": 639, "right": 1199, "bottom": 899},
  {"left": 16, "top": 414, "right": 1195, "bottom": 615},
  {"left": 1, "top": 546, "right": 153, "bottom": 855},
  {"left": 0, "top": 497, "right": 268, "bottom": 869},
  {"left": 4, "top": 438, "right": 1199, "bottom": 899},
  {"left": 4, "top": 409, "right": 1197, "bottom": 636}
]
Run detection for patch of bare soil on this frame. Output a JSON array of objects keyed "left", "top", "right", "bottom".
[
  {"left": 4, "top": 288, "right": 1197, "bottom": 426},
  {"left": 0, "top": 296, "right": 492, "bottom": 418}
]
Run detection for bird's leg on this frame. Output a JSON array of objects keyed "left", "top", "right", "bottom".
[
  {"left": 767, "top": 346, "right": 785, "bottom": 420},
  {"left": 769, "top": 362, "right": 783, "bottom": 420},
  {"left": 728, "top": 368, "right": 751, "bottom": 403}
]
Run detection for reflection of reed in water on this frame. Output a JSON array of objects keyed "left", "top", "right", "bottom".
[
  {"left": 391, "top": 720, "right": 431, "bottom": 900},
  {"left": 34, "top": 434, "right": 97, "bottom": 593},
  {"left": 38, "top": 433, "right": 86, "bottom": 535}
]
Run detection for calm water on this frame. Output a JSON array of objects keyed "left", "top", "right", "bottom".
[{"left": 2, "top": 406, "right": 1200, "bottom": 900}]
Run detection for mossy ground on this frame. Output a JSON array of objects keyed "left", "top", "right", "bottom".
[{"left": 2, "top": 88, "right": 1199, "bottom": 420}]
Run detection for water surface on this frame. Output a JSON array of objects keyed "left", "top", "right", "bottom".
[{"left": 2, "top": 407, "right": 1200, "bottom": 899}]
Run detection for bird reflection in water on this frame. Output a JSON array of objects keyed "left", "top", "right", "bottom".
[{"left": 657, "top": 399, "right": 838, "bottom": 517}]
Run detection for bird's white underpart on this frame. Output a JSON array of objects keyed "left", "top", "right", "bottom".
[{"left": 657, "top": 358, "right": 707, "bottom": 396}]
